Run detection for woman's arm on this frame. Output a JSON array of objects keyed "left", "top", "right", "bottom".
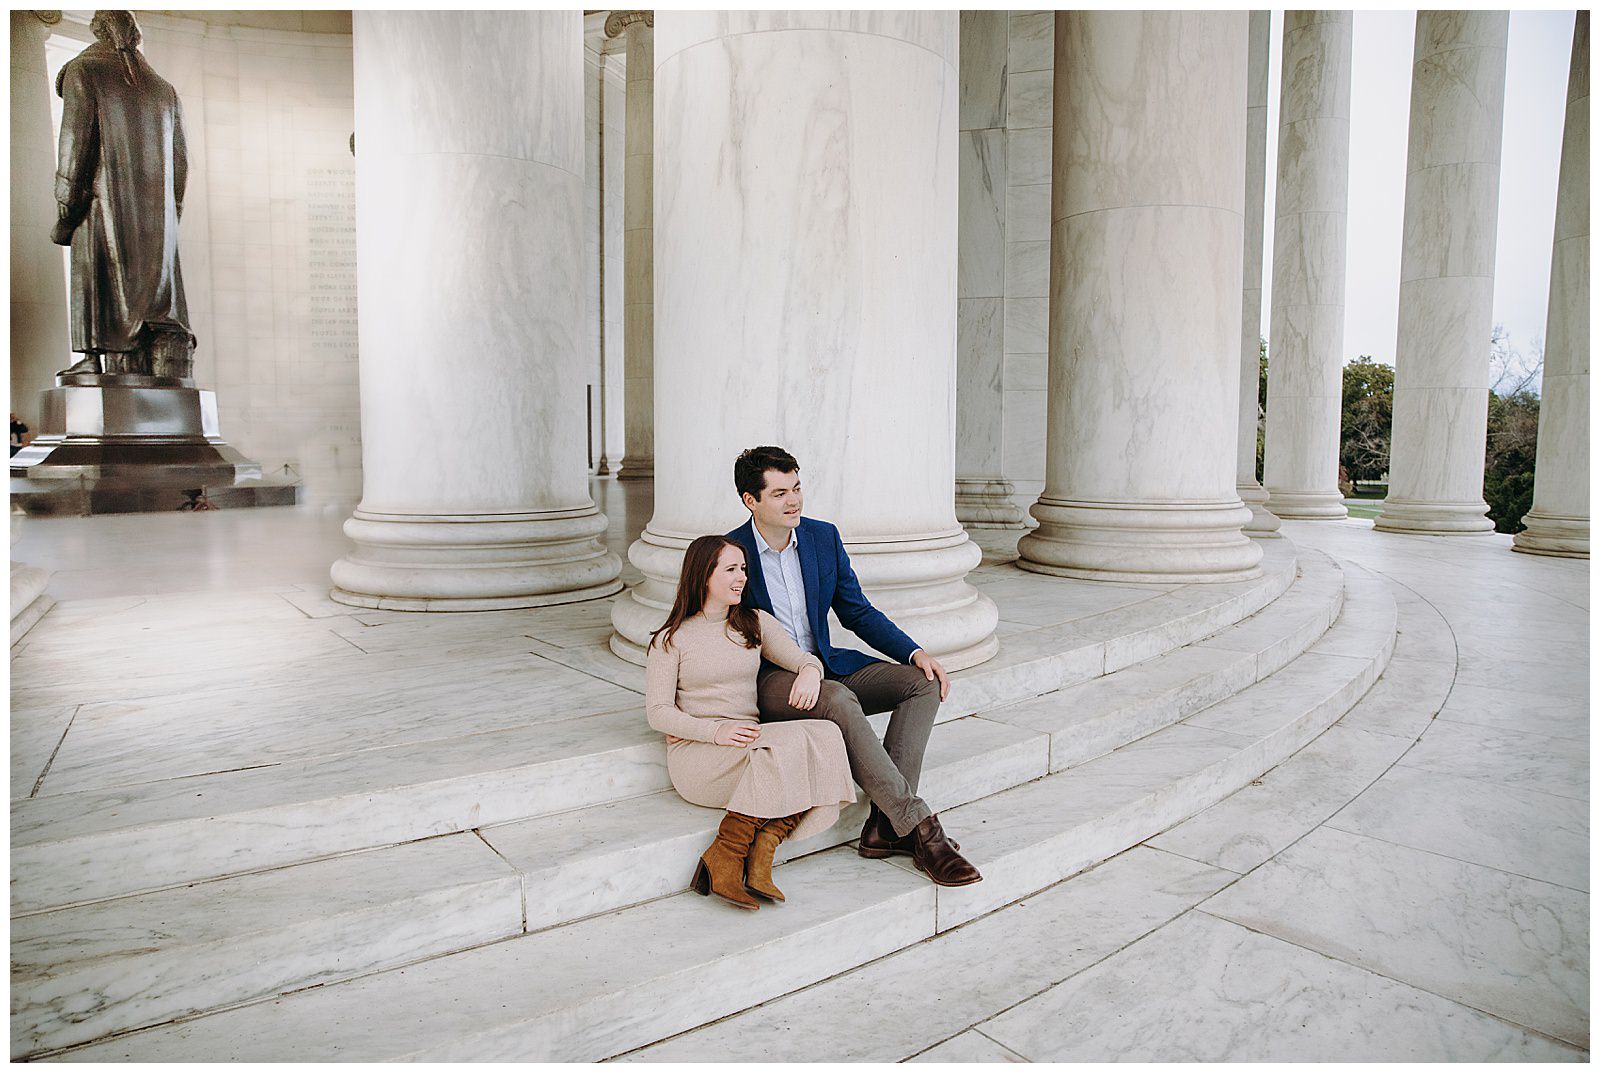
[
  {"left": 645, "top": 638, "right": 728, "bottom": 743},
  {"left": 756, "top": 610, "right": 824, "bottom": 675}
]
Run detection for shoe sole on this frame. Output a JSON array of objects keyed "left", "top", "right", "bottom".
[{"left": 911, "top": 858, "right": 984, "bottom": 888}]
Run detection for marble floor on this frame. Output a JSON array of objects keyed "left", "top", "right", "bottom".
[{"left": 9, "top": 488, "right": 1590, "bottom": 1060}]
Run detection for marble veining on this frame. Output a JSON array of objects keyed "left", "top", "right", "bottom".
[
  {"left": 977, "top": 911, "right": 1583, "bottom": 1061},
  {"left": 1202, "top": 825, "right": 1589, "bottom": 1047}
]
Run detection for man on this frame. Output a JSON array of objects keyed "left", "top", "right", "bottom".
[
  {"left": 52, "top": 10, "right": 196, "bottom": 380},
  {"left": 726, "top": 445, "right": 981, "bottom": 887}
]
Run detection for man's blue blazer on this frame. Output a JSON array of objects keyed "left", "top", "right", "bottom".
[{"left": 727, "top": 516, "right": 920, "bottom": 678}]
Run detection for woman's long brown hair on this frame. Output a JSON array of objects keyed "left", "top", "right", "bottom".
[{"left": 649, "top": 535, "right": 763, "bottom": 653}]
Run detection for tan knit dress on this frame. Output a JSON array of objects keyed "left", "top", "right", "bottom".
[{"left": 645, "top": 609, "right": 857, "bottom": 841}]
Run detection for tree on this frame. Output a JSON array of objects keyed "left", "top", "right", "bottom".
[
  {"left": 1255, "top": 337, "right": 1267, "bottom": 483},
  {"left": 1339, "top": 358, "right": 1393, "bottom": 492},
  {"left": 1485, "top": 388, "right": 1540, "bottom": 534}
]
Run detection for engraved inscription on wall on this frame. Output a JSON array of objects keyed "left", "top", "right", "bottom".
[{"left": 307, "top": 167, "right": 358, "bottom": 361}]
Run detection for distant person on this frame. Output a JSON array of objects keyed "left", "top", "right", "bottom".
[
  {"left": 10, "top": 413, "right": 29, "bottom": 456},
  {"left": 645, "top": 534, "right": 855, "bottom": 910},
  {"left": 727, "top": 446, "right": 982, "bottom": 888}
]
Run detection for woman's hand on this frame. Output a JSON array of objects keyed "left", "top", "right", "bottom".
[
  {"left": 714, "top": 721, "right": 762, "bottom": 747},
  {"left": 788, "top": 665, "right": 823, "bottom": 710}
]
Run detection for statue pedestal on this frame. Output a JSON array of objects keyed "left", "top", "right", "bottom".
[{"left": 10, "top": 375, "right": 296, "bottom": 516}]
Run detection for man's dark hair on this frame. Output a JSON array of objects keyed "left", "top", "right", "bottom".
[{"left": 734, "top": 445, "right": 800, "bottom": 502}]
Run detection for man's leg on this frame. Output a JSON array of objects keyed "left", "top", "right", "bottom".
[
  {"left": 835, "top": 662, "right": 941, "bottom": 795},
  {"left": 757, "top": 667, "right": 933, "bottom": 838}
]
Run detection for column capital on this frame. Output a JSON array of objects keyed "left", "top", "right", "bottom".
[
  {"left": 30, "top": 11, "right": 62, "bottom": 26},
  {"left": 603, "top": 10, "right": 652, "bottom": 39}
]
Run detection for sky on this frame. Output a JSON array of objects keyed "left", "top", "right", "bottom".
[{"left": 1259, "top": 10, "right": 1576, "bottom": 385}]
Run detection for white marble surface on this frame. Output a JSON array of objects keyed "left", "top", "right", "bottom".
[
  {"left": 1377, "top": 17, "right": 1510, "bottom": 533},
  {"left": 1435, "top": 680, "right": 1588, "bottom": 741},
  {"left": 977, "top": 910, "right": 1582, "bottom": 1061},
  {"left": 11, "top": 706, "right": 668, "bottom": 914},
  {"left": 1149, "top": 723, "right": 1407, "bottom": 873},
  {"left": 924, "top": 722, "right": 1253, "bottom": 929},
  {"left": 1022, "top": 13, "right": 1256, "bottom": 582},
  {"left": 1517, "top": 12, "right": 1589, "bottom": 556},
  {"left": 992, "top": 643, "right": 1257, "bottom": 773},
  {"left": 57, "top": 848, "right": 937, "bottom": 1062},
  {"left": 1395, "top": 717, "right": 1588, "bottom": 802},
  {"left": 622, "top": 846, "right": 1234, "bottom": 1063},
  {"left": 35, "top": 650, "right": 639, "bottom": 794},
  {"left": 1262, "top": 12, "right": 1352, "bottom": 519},
  {"left": 909, "top": 1031, "right": 1027, "bottom": 1063},
  {"left": 333, "top": 12, "right": 620, "bottom": 607},
  {"left": 13, "top": 834, "right": 521, "bottom": 1057},
  {"left": 1329, "top": 764, "right": 1588, "bottom": 892},
  {"left": 1203, "top": 824, "right": 1589, "bottom": 1047}
]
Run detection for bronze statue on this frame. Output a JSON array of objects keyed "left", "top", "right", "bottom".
[{"left": 51, "top": 10, "right": 195, "bottom": 381}]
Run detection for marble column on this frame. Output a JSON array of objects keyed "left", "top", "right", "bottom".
[
  {"left": 331, "top": 12, "right": 622, "bottom": 611},
  {"left": 613, "top": 11, "right": 654, "bottom": 482},
  {"left": 955, "top": 11, "right": 1025, "bottom": 529},
  {"left": 1515, "top": 12, "right": 1590, "bottom": 557},
  {"left": 1238, "top": 11, "right": 1280, "bottom": 537},
  {"left": 1017, "top": 12, "right": 1262, "bottom": 584},
  {"left": 10, "top": 11, "right": 72, "bottom": 428},
  {"left": 1375, "top": 12, "right": 1509, "bottom": 536},
  {"left": 610, "top": 11, "right": 999, "bottom": 669},
  {"left": 1262, "top": 11, "right": 1352, "bottom": 520}
]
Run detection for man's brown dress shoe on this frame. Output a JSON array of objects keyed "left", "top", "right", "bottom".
[{"left": 909, "top": 814, "right": 982, "bottom": 887}]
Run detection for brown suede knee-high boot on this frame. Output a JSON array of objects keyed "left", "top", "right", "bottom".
[
  {"left": 691, "top": 811, "right": 762, "bottom": 910},
  {"left": 744, "top": 813, "right": 803, "bottom": 902}
]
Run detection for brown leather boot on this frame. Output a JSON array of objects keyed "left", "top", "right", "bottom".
[
  {"left": 744, "top": 814, "right": 803, "bottom": 902},
  {"left": 859, "top": 803, "right": 960, "bottom": 859},
  {"left": 909, "top": 814, "right": 982, "bottom": 887},
  {"left": 691, "top": 812, "right": 762, "bottom": 910}
]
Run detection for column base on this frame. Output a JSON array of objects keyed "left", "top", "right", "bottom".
[
  {"left": 1238, "top": 479, "right": 1282, "bottom": 537},
  {"left": 1512, "top": 511, "right": 1589, "bottom": 558},
  {"left": 330, "top": 506, "right": 623, "bottom": 611},
  {"left": 1263, "top": 488, "right": 1348, "bottom": 519},
  {"left": 616, "top": 458, "right": 654, "bottom": 481},
  {"left": 610, "top": 525, "right": 999, "bottom": 671},
  {"left": 1373, "top": 498, "right": 1494, "bottom": 535},
  {"left": 955, "top": 478, "right": 1027, "bottom": 529},
  {"left": 1017, "top": 497, "right": 1263, "bottom": 583}
]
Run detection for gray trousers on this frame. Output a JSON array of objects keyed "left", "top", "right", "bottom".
[{"left": 756, "top": 661, "right": 940, "bottom": 838}]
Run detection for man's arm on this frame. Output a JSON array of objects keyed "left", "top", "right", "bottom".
[{"left": 827, "top": 524, "right": 920, "bottom": 664}]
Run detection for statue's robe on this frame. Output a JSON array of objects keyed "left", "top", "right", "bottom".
[{"left": 54, "top": 41, "right": 192, "bottom": 354}]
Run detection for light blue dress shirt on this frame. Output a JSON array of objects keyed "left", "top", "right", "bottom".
[{"left": 753, "top": 524, "right": 818, "bottom": 657}]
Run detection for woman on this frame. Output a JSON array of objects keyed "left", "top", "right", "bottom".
[{"left": 646, "top": 534, "right": 856, "bottom": 910}]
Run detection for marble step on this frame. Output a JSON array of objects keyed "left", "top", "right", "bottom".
[
  {"left": 983, "top": 549, "right": 1344, "bottom": 772},
  {"left": 11, "top": 834, "right": 524, "bottom": 1059},
  {"left": 13, "top": 551, "right": 1340, "bottom": 1052},
  {"left": 10, "top": 715, "right": 1045, "bottom": 1058},
  {"left": 9, "top": 541, "right": 1298, "bottom": 915},
  {"left": 48, "top": 567, "right": 1395, "bottom": 1063},
  {"left": 625, "top": 599, "right": 1452, "bottom": 1063}
]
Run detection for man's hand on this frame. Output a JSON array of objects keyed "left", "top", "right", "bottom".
[
  {"left": 910, "top": 649, "right": 951, "bottom": 701},
  {"left": 788, "top": 665, "right": 823, "bottom": 710},
  {"left": 714, "top": 721, "right": 762, "bottom": 748},
  {"left": 50, "top": 217, "right": 76, "bottom": 246}
]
